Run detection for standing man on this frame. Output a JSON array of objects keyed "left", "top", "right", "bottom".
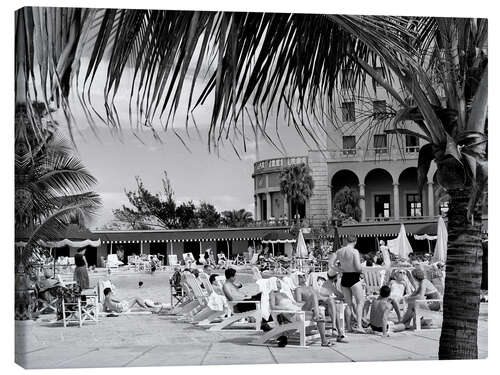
[{"left": 336, "top": 235, "right": 365, "bottom": 333}]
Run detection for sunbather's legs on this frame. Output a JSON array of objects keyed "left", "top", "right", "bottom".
[
  {"left": 401, "top": 297, "right": 416, "bottom": 324},
  {"left": 323, "top": 298, "right": 338, "bottom": 335},
  {"left": 351, "top": 282, "right": 365, "bottom": 332},
  {"left": 343, "top": 284, "right": 365, "bottom": 332}
]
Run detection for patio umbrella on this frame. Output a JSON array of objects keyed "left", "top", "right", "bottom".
[
  {"left": 432, "top": 216, "right": 448, "bottom": 263},
  {"left": 296, "top": 230, "right": 308, "bottom": 258},
  {"left": 387, "top": 224, "right": 413, "bottom": 259}
]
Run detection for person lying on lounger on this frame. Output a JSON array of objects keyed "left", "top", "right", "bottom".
[{"left": 102, "top": 287, "right": 164, "bottom": 313}]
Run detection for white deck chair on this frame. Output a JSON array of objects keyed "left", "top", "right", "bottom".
[
  {"left": 249, "top": 278, "right": 320, "bottom": 348},
  {"left": 206, "top": 278, "right": 262, "bottom": 331},
  {"left": 188, "top": 273, "right": 228, "bottom": 325}
]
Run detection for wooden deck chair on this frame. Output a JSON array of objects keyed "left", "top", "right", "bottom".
[
  {"left": 250, "top": 279, "right": 322, "bottom": 348},
  {"left": 34, "top": 284, "right": 58, "bottom": 314},
  {"left": 204, "top": 278, "right": 262, "bottom": 331},
  {"left": 188, "top": 273, "right": 227, "bottom": 325},
  {"left": 62, "top": 289, "right": 98, "bottom": 328},
  {"left": 249, "top": 309, "right": 323, "bottom": 348},
  {"left": 179, "top": 273, "right": 212, "bottom": 321},
  {"left": 362, "top": 267, "right": 384, "bottom": 297}
]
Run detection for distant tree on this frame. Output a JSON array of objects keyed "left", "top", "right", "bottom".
[
  {"left": 332, "top": 186, "right": 362, "bottom": 222},
  {"left": 176, "top": 201, "right": 197, "bottom": 228},
  {"left": 113, "top": 172, "right": 177, "bottom": 229},
  {"left": 221, "top": 209, "right": 253, "bottom": 227},
  {"left": 197, "top": 202, "right": 221, "bottom": 228},
  {"left": 111, "top": 207, "right": 151, "bottom": 230},
  {"left": 280, "top": 163, "right": 314, "bottom": 221}
]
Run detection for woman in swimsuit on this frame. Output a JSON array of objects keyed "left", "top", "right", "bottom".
[
  {"left": 401, "top": 269, "right": 442, "bottom": 326},
  {"left": 389, "top": 269, "right": 411, "bottom": 304}
]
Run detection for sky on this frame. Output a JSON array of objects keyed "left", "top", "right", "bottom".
[{"left": 53, "top": 58, "right": 321, "bottom": 229}]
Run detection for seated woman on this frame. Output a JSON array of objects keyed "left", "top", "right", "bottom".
[
  {"left": 401, "top": 269, "right": 442, "bottom": 327},
  {"left": 389, "top": 269, "right": 411, "bottom": 304},
  {"left": 102, "top": 287, "right": 165, "bottom": 314}
]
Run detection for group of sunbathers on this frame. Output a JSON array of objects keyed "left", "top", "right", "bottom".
[{"left": 101, "top": 234, "right": 442, "bottom": 344}]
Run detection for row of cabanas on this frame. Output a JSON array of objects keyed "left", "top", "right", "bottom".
[{"left": 16, "top": 218, "right": 452, "bottom": 262}]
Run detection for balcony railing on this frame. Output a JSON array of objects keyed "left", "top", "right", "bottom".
[
  {"left": 364, "top": 215, "right": 439, "bottom": 223},
  {"left": 254, "top": 156, "right": 308, "bottom": 172},
  {"left": 328, "top": 146, "right": 419, "bottom": 162}
]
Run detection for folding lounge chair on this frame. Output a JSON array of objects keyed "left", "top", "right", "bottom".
[
  {"left": 250, "top": 278, "right": 322, "bottom": 348},
  {"left": 182, "top": 273, "right": 228, "bottom": 325},
  {"left": 204, "top": 278, "right": 262, "bottom": 331},
  {"left": 34, "top": 284, "right": 58, "bottom": 314},
  {"left": 193, "top": 273, "right": 229, "bottom": 325}
]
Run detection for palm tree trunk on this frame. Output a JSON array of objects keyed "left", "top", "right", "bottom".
[{"left": 438, "top": 187, "right": 483, "bottom": 359}]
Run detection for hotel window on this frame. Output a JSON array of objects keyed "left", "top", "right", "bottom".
[
  {"left": 439, "top": 201, "right": 449, "bottom": 217},
  {"left": 407, "top": 194, "right": 422, "bottom": 217},
  {"left": 342, "top": 136, "right": 356, "bottom": 155},
  {"left": 341, "top": 101, "right": 356, "bottom": 122},
  {"left": 375, "top": 194, "right": 391, "bottom": 218},
  {"left": 405, "top": 135, "right": 419, "bottom": 153},
  {"left": 372, "top": 100, "right": 386, "bottom": 120},
  {"left": 373, "top": 134, "right": 388, "bottom": 154}
]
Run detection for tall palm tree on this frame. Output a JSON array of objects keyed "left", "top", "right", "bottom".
[
  {"left": 15, "top": 9, "right": 487, "bottom": 359},
  {"left": 221, "top": 209, "right": 253, "bottom": 227},
  {"left": 280, "top": 163, "right": 315, "bottom": 222},
  {"left": 15, "top": 103, "right": 101, "bottom": 272}
]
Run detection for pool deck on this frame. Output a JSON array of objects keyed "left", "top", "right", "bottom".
[
  {"left": 15, "top": 271, "right": 488, "bottom": 369},
  {"left": 15, "top": 306, "right": 488, "bottom": 368}
]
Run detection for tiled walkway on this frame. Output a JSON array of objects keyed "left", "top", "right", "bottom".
[{"left": 15, "top": 304, "right": 488, "bottom": 369}]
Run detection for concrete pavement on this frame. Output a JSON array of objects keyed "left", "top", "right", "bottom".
[{"left": 15, "top": 304, "right": 488, "bottom": 369}]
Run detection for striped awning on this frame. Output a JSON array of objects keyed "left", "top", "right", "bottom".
[
  {"left": 321, "top": 217, "right": 488, "bottom": 239},
  {"left": 93, "top": 227, "right": 290, "bottom": 244}
]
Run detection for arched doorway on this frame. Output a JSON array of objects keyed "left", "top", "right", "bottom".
[
  {"left": 364, "top": 168, "right": 393, "bottom": 219},
  {"left": 399, "top": 167, "right": 422, "bottom": 217},
  {"left": 331, "top": 169, "right": 360, "bottom": 220}
]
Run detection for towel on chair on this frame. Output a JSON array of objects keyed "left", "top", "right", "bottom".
[
  {"left": 280, "top": 277, "right": 296, "bottom": 300},
  {"left": 257, "top": 277, "right": 278, "bottom": 321}
]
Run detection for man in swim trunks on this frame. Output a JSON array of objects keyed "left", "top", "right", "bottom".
[
  {"left": 369, "top": 285, "right": 404, "bottom": 336},
  {"left": 335, "top": 235, "right": 365, "bottom": 333}
]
